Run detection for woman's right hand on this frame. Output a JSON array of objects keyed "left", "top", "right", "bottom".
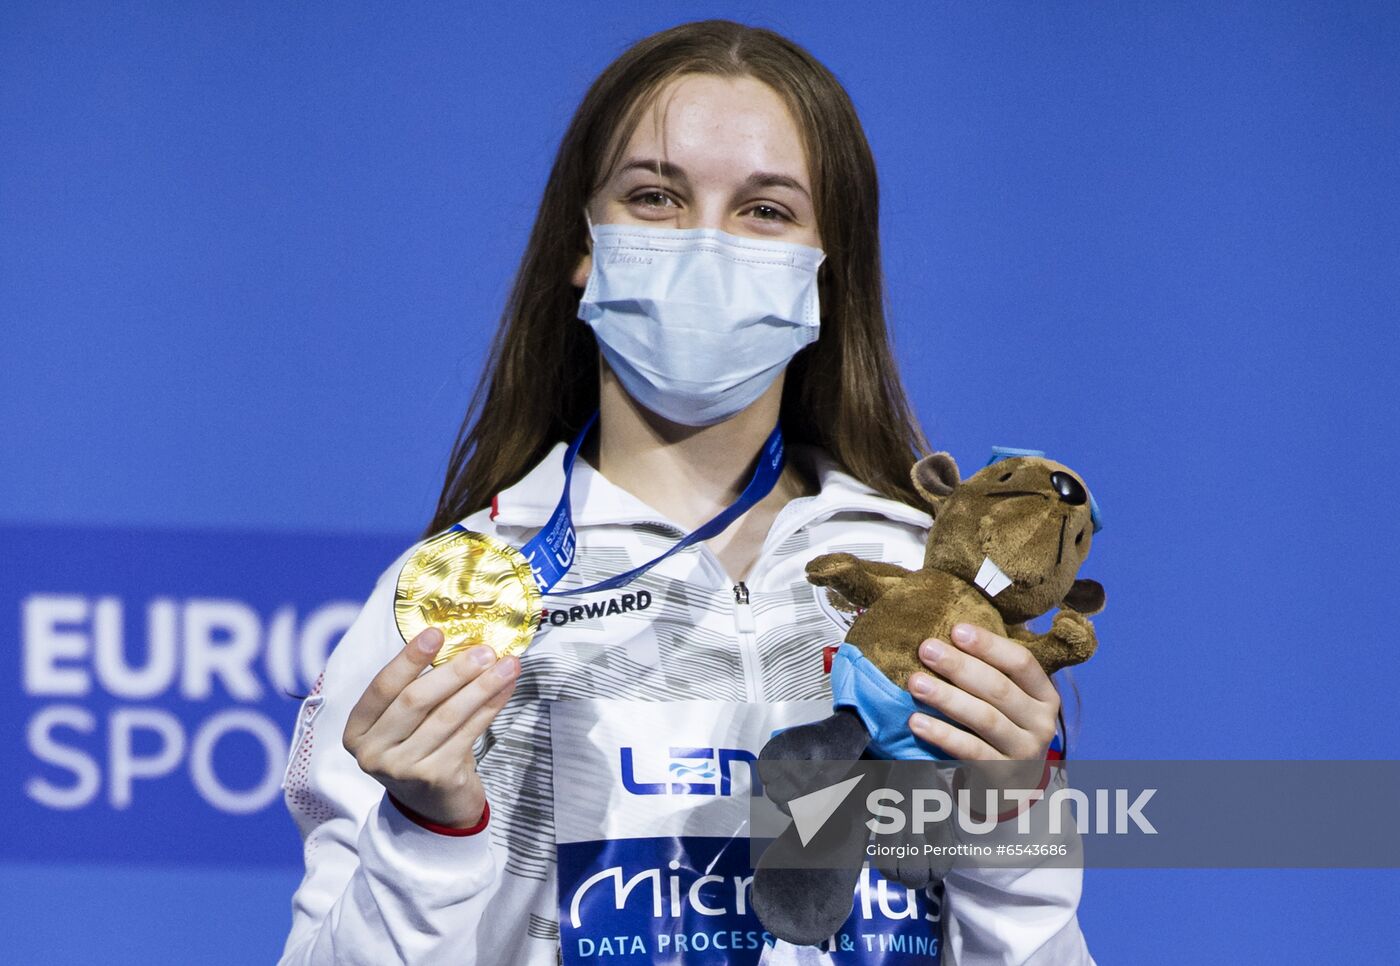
[{"left": 342, "top": 627, "right": 519, "bottom": 828}]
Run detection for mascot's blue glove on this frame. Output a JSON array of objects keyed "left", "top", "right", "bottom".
[{"left": 829, "top": 642, "right": 1063, "bottom": 760}]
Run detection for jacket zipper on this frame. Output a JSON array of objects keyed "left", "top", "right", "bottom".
[
  {"left": 732, "top": 580, "right": 761, "bottom": 702},
  {"left": 588, "top": 521, "right": 765, "bottom": 702}
]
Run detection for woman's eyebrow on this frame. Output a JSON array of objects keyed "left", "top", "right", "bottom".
[
  {"left": 742, "top": 170, "right": 811, "bottom": 201},
  {"left": 616, "top": 157, "right": 811, "bottom": 201},
  {"left": 618, "top": 157, "right": 688, "bottom": 181}
]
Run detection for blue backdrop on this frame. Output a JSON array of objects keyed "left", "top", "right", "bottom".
[{"left": 3, "top": 1, "right": 1397, "bottom": 962}]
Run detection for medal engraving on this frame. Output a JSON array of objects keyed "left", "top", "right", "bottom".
[{"left": 395, "top": 529, "right": 541, "bottom": 665}]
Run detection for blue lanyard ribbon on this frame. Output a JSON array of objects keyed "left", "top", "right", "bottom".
[{"left": 453, "top": 409, "right": 786, "bottom": 597}]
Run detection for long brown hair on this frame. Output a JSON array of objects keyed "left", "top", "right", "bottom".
[{"left": 425, "top": 19, "right": 932, "bottom": 538}]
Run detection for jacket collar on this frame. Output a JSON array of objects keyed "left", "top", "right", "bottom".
[{"left": 487, "top": 439, "right": 932, "bottom": 534}]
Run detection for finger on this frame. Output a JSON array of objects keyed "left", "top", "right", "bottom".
[
  {"left": 951, "top": 623, "right": 1059, "bottom": 704},
  {"left": 394, "top": 656, "right": 519, "bottom": 761},
  {"left": 344, "top": 627, "right": 445, "bottom": 743},
  {"left": 908, "top": 670, "right": 1024, "bottom": 756},
  {"left": 418, "top": 670, "right": 517, "bottom": 771},
  {"left": 909, "top": 711, "right": 997, "bottom": 761},
  {"left": 917, "top": 635, "right": 1043, "bottom": 732},
  {"left": 364, "top": 643, "right": 500, "bottom": 748}
]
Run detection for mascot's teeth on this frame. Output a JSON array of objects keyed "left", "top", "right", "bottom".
[{"left": 974, "top": 556, "right": 1014, "bottom": 597}]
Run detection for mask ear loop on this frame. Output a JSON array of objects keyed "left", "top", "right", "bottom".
[{"left": 580, "top": 208, "right": 599, "bottom": 293}]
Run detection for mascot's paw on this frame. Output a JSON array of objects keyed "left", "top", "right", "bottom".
[
  {"left": 805, "top": 552, "right": 860, "bottom": 586},
  {"left": 1051, "top": 608, "right": 1097, "bottom": 657}
]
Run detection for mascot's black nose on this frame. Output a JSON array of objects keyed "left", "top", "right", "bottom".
[{"left": 1050, "top": 471, "right": 1087, "bottom": 506}]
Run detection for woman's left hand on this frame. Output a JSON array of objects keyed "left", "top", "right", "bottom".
[{"left": 906, "top": 622, "right": 1060, "bottom": 808}]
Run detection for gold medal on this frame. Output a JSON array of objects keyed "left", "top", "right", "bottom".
[{"left": 394, "top": 529, "right": 541, "bottom": 666}]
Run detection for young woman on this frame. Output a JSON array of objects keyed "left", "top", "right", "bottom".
[{"left": 279, "top": 20, "right": 1092, "bottom": 966}]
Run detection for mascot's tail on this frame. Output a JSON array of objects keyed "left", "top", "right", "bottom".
[
  {"left": 752, "top": 709, "right": 873, "bottom": 946},
  {"left": 752, "top": 834, "right": 866, "bottom": 947}
]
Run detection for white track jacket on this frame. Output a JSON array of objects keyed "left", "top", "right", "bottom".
[{"left": 278, "top": 440, "right": 1096, "bottom": 965}]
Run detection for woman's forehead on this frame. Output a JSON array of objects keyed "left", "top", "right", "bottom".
[{"left": 608, "top": 73, "right": 811, "bottom": 190}]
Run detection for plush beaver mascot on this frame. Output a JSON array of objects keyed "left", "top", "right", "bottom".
[{"left": 752, "top": 447, "right": 1105, "bottom": 946}]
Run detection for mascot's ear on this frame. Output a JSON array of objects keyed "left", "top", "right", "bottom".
[
  {"left": 911, "top": 452, "right": 960, "bottom": 513},
  {"left": 1062, "top": 579, "right": 1106, "bottom": 615}
]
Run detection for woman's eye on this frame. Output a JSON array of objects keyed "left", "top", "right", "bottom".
[
  {"left": 749, "top": 204, "right": 790, "bottom": 222},
  {"left": 630, "top": 191, "right": 677, "bottom": 210}
]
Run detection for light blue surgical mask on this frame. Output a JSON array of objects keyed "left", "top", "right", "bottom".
[{"left": 576, "top": 211, "right": 826, "bottom": 427}]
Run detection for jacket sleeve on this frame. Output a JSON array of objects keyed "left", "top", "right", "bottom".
[
  {"left": 278, "top": 554, "right": 504, "bottom": 966},
  {"left": 939, "top": 764, "right": 1096, "bottom": 965}
]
